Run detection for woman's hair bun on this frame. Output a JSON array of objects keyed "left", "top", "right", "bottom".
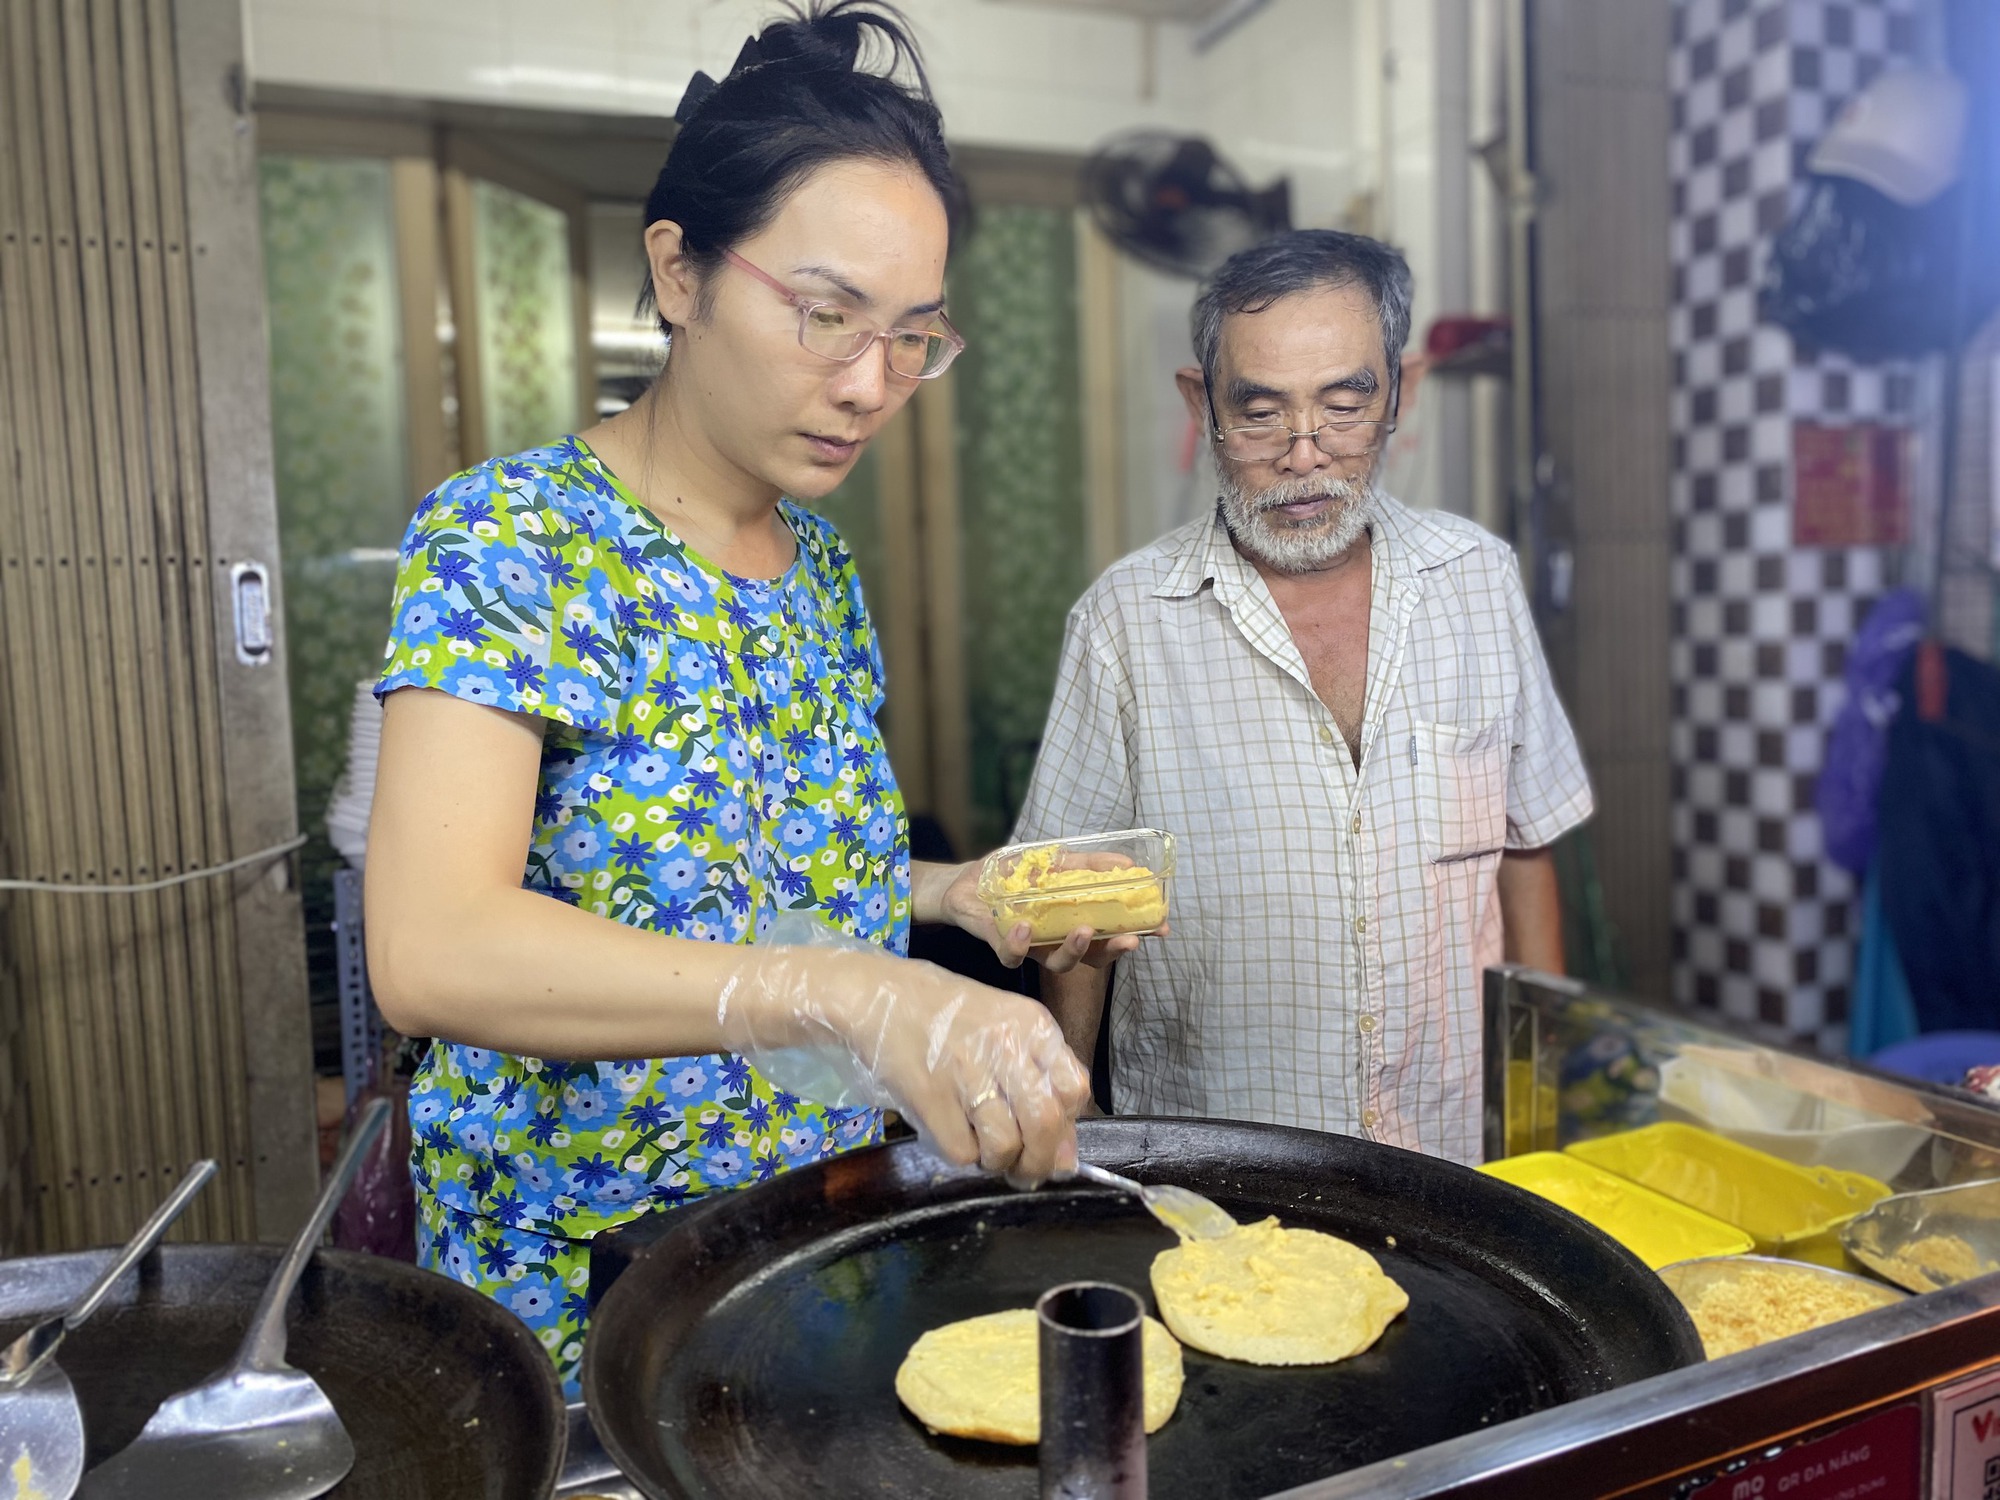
[
  {"left": 671, "top": 4, "right": 932, "bottom": 127},
  {"left": 735, "top": 1, "right": 933, "bottom": 94},
  {"left": 753, "top": 5, "right": 869, "bottom": 73},
  {"left": 642, "top": 0, "right": 958, "bottom": 335}
]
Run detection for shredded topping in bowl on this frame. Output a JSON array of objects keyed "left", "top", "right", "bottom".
[{"left": 1682, "top": 1264, "right": 1896, "bottom": 1358}]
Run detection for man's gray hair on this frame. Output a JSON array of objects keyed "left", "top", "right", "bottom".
[{"left": 1191, "top": 229, "right": 1415, "bottom": 406}]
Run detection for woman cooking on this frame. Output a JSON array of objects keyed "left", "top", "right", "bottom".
[{"left": 365, "top": 1, "right": 1130, "bottom": 1393}]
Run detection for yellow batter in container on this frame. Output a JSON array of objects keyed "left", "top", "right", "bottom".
[{"left": 979, "top": 829, "right": 1176, "bottom": 944}]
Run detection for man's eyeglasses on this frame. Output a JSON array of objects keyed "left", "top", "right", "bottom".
[
  {"left": 725, "top": 251, "right": 966, "bottom": 380},
  {"left": 1204, "top": 376, "right": 1396, "bottom": 463}
]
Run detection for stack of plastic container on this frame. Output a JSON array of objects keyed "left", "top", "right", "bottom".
[{"left": 325, "top": 679, "right": 380, "bottom": 869}]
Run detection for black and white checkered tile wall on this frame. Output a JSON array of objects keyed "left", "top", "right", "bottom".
[{"left": 1669, "top": 0, "right": 1926, "bottom": 1050}]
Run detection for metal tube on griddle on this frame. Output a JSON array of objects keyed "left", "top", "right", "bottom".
[{"left": 1037, "top": 1281, "right": 1148, "bottom": 1499}]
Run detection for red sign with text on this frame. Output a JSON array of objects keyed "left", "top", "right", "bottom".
[{"left": 1688, "top": 1403, "right": 1921, "bottom": 1500}]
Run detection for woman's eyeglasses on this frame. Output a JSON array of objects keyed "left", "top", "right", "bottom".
[{"left": 725, "top": 251, "right": 966, "bottom": 380}]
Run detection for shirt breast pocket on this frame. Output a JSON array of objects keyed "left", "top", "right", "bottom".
[{"left": 1414, "top": 718, "right": 1510, "bottom": 862}]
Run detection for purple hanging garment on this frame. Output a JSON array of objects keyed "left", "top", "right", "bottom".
[{"left": 1816, "top": 588, "right": 1926, "bottom": 876}]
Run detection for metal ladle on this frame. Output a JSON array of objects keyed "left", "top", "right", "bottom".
[
  {"left": 1841, "top": 1177, "right": 2000, "bottom": 1293},
  {"left": 1074, "top": 1162, "right": 1238, "bottom": 1241},
  {"left": 80, "top": 1097, "right": 390, "bottom": 1500},
  {"left": 0, "top": 1160, "right": 217, "bottom": 1500}
]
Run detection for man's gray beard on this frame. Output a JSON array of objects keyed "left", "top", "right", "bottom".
[{"left": 1217, "top": 466, "right": 1378, "bottom": 573}]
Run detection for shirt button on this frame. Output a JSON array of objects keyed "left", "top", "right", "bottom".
[
  {"left": 1354, "top": 916, "right": 1367, "bottom": 935},
  {"left": 1359, "top": 1014, "right": 1377, "bottom": 1033},
  {"left": 1362, "top": 1108, "right": 1380, "bottom": 1128},
  {"left": 1350, "top": 813, "right": 1362, "bottom": 835},
  {"left": 1319, "top": 723, "right": 1338, "bottom": 747}
]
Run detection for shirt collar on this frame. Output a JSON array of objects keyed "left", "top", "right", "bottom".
[{"left": 1152, "top": 492, "right": 1479, "bottom": 601}]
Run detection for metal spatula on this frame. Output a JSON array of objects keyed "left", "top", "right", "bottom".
[
  {"left": 81, "top": 1098, "right": 390, "bottom": 1500},
  {"left": 1074, "top": 1162, "right": 1238, "bottom": 1241},
  {"left": 0, "top": 1161, "right": 216, "bottom": 1500}
]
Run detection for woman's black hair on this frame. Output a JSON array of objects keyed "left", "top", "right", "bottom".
[{"left": 640, "top": 1, "right": 960, "bottom": 334}]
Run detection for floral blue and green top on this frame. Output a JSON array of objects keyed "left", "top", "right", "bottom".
[{"left": 376, "top": 437, "right": 907, "bottom": 1241}]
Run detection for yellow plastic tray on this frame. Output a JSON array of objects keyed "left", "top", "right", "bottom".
[
  {"left": 1503, "top": 1059, "right": 1560, "bottom": 1156},
  {"left": 1567, "top": 1122, "right": 1891, "bottom": 1268},
  {"left": 1479, "top": 1152, "right": 1755, "bottom": 1269}
]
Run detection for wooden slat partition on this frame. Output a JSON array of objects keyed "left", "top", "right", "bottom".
[{"left": 0, "top": 0, "right": 316, "bottom": 1251}]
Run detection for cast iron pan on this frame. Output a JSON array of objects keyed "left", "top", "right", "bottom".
[
  {"left": 0, "top": 1244, "right": 566, "bottom": 1497},
  {"left": 584, "top": 1117, "right": 1700, "bottom": 1499}
]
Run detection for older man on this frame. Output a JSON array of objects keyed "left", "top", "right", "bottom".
[{"left": 1016, "top": 230, "right": 1589, "bottom": 1162}]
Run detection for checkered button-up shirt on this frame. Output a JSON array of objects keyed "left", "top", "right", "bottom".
[{"left": 1014, "top": 498, "right": 1592, "bottom": 1162}]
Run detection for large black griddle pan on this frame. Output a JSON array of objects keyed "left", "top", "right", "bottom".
[
  {"left": 585, "top": 1117, "right": 1699, "bottom": 1498},
  {"left": 0, "top": 1243, "right": 566, "bottom": 1497}
]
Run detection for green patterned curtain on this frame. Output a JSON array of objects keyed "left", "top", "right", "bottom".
[
  {"left": 804, "top": 445, "right": 887, "bottom": 618},
  {"left": 472, "top": 179, "right": 578, "bottom": 457},
  {"left": 258, "top": 155, "right": 410, "bottom": 1039},
  {"left": 949, "top": 206, "right": 1088, "bottom": 850}
]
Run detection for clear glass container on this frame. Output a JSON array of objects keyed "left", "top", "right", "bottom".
[{"left": 977, "top": 828, "right": 1177, "bottom": 944}]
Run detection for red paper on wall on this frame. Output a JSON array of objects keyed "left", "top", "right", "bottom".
[{"left": 1793, "top": 421, "right": 1910, "bottom": 547}]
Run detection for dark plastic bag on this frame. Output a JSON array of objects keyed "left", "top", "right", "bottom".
[
  {"left": 332, "top": 1071, "right": 416, "bottom": 1261},
  {"left": 1816, "top": 588, "right": 1926, "bottom": 876},
  {"left": 1758, "top": 175, "right": 1990, "bottom": 361}
]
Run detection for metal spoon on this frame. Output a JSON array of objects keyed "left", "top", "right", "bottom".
[
  {"left": 1074, "top": 1162, "right": 1238, "bottom": 1241},
  {"left": 1841, "top": 1177, "right": 2000, "bottom": 1293},
  {"left": 0, "top": 1161, "right": 217, "bottom": 1500},
  {"left": 81, "top": 1097, "right": 390, "bottom": 1500}
]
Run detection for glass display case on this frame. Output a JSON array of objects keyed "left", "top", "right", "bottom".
[
  {"left": 1287, "top": 968, "right": 2000, "bottom": 1500},
  {"left": 1481, "top": 967, "right": 2000, "bottom": 1190}
]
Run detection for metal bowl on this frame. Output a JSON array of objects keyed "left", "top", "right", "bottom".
[
  {"left": 0, "top": 1244, "right": 566, "bottom": 1497},
  {"left": 1657, "top": 1253, "right": 1907, "bottom": 1359}
]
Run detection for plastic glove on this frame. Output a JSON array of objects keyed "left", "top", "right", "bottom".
[{"left": 715, "top": 929, "right": 1091, "bottom": 1188}]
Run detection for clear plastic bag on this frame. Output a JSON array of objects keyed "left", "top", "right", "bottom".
[
  {"left": 1758, "top": 176, "right": 1990, "bottom": 360},
  {"left": 331, "top": 1066, "right": 416, "bottom": 1261}
]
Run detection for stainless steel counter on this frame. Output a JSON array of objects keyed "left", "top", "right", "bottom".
[
  {"left": 559, "top": 969, "right": 2000, "bottom": 1497},
  {"left": 1280, "top": 1268, "right": 2000, "bottom": 1496},
  {"left": 556, "top": 1402, "right": 642, "bottom": 1500}
]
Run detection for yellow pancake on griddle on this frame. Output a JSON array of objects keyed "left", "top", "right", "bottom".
[
  {"left": 894, "top": 1308, "right": 1184, "bottom": 1445},
  {"left": 1150, "top": 1217, "right": 1408, "bottom": 1365}
]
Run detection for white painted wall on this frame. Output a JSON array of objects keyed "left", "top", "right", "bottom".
[
  {"left": 245, "top": 0, "right": 1202, "bottom": 153},
  {"left": 1109, "top": 0, "right": 1506, "bottom": 534},
  {"left": 245, "top": 0, "right": 1502, "bottom": 536}
]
